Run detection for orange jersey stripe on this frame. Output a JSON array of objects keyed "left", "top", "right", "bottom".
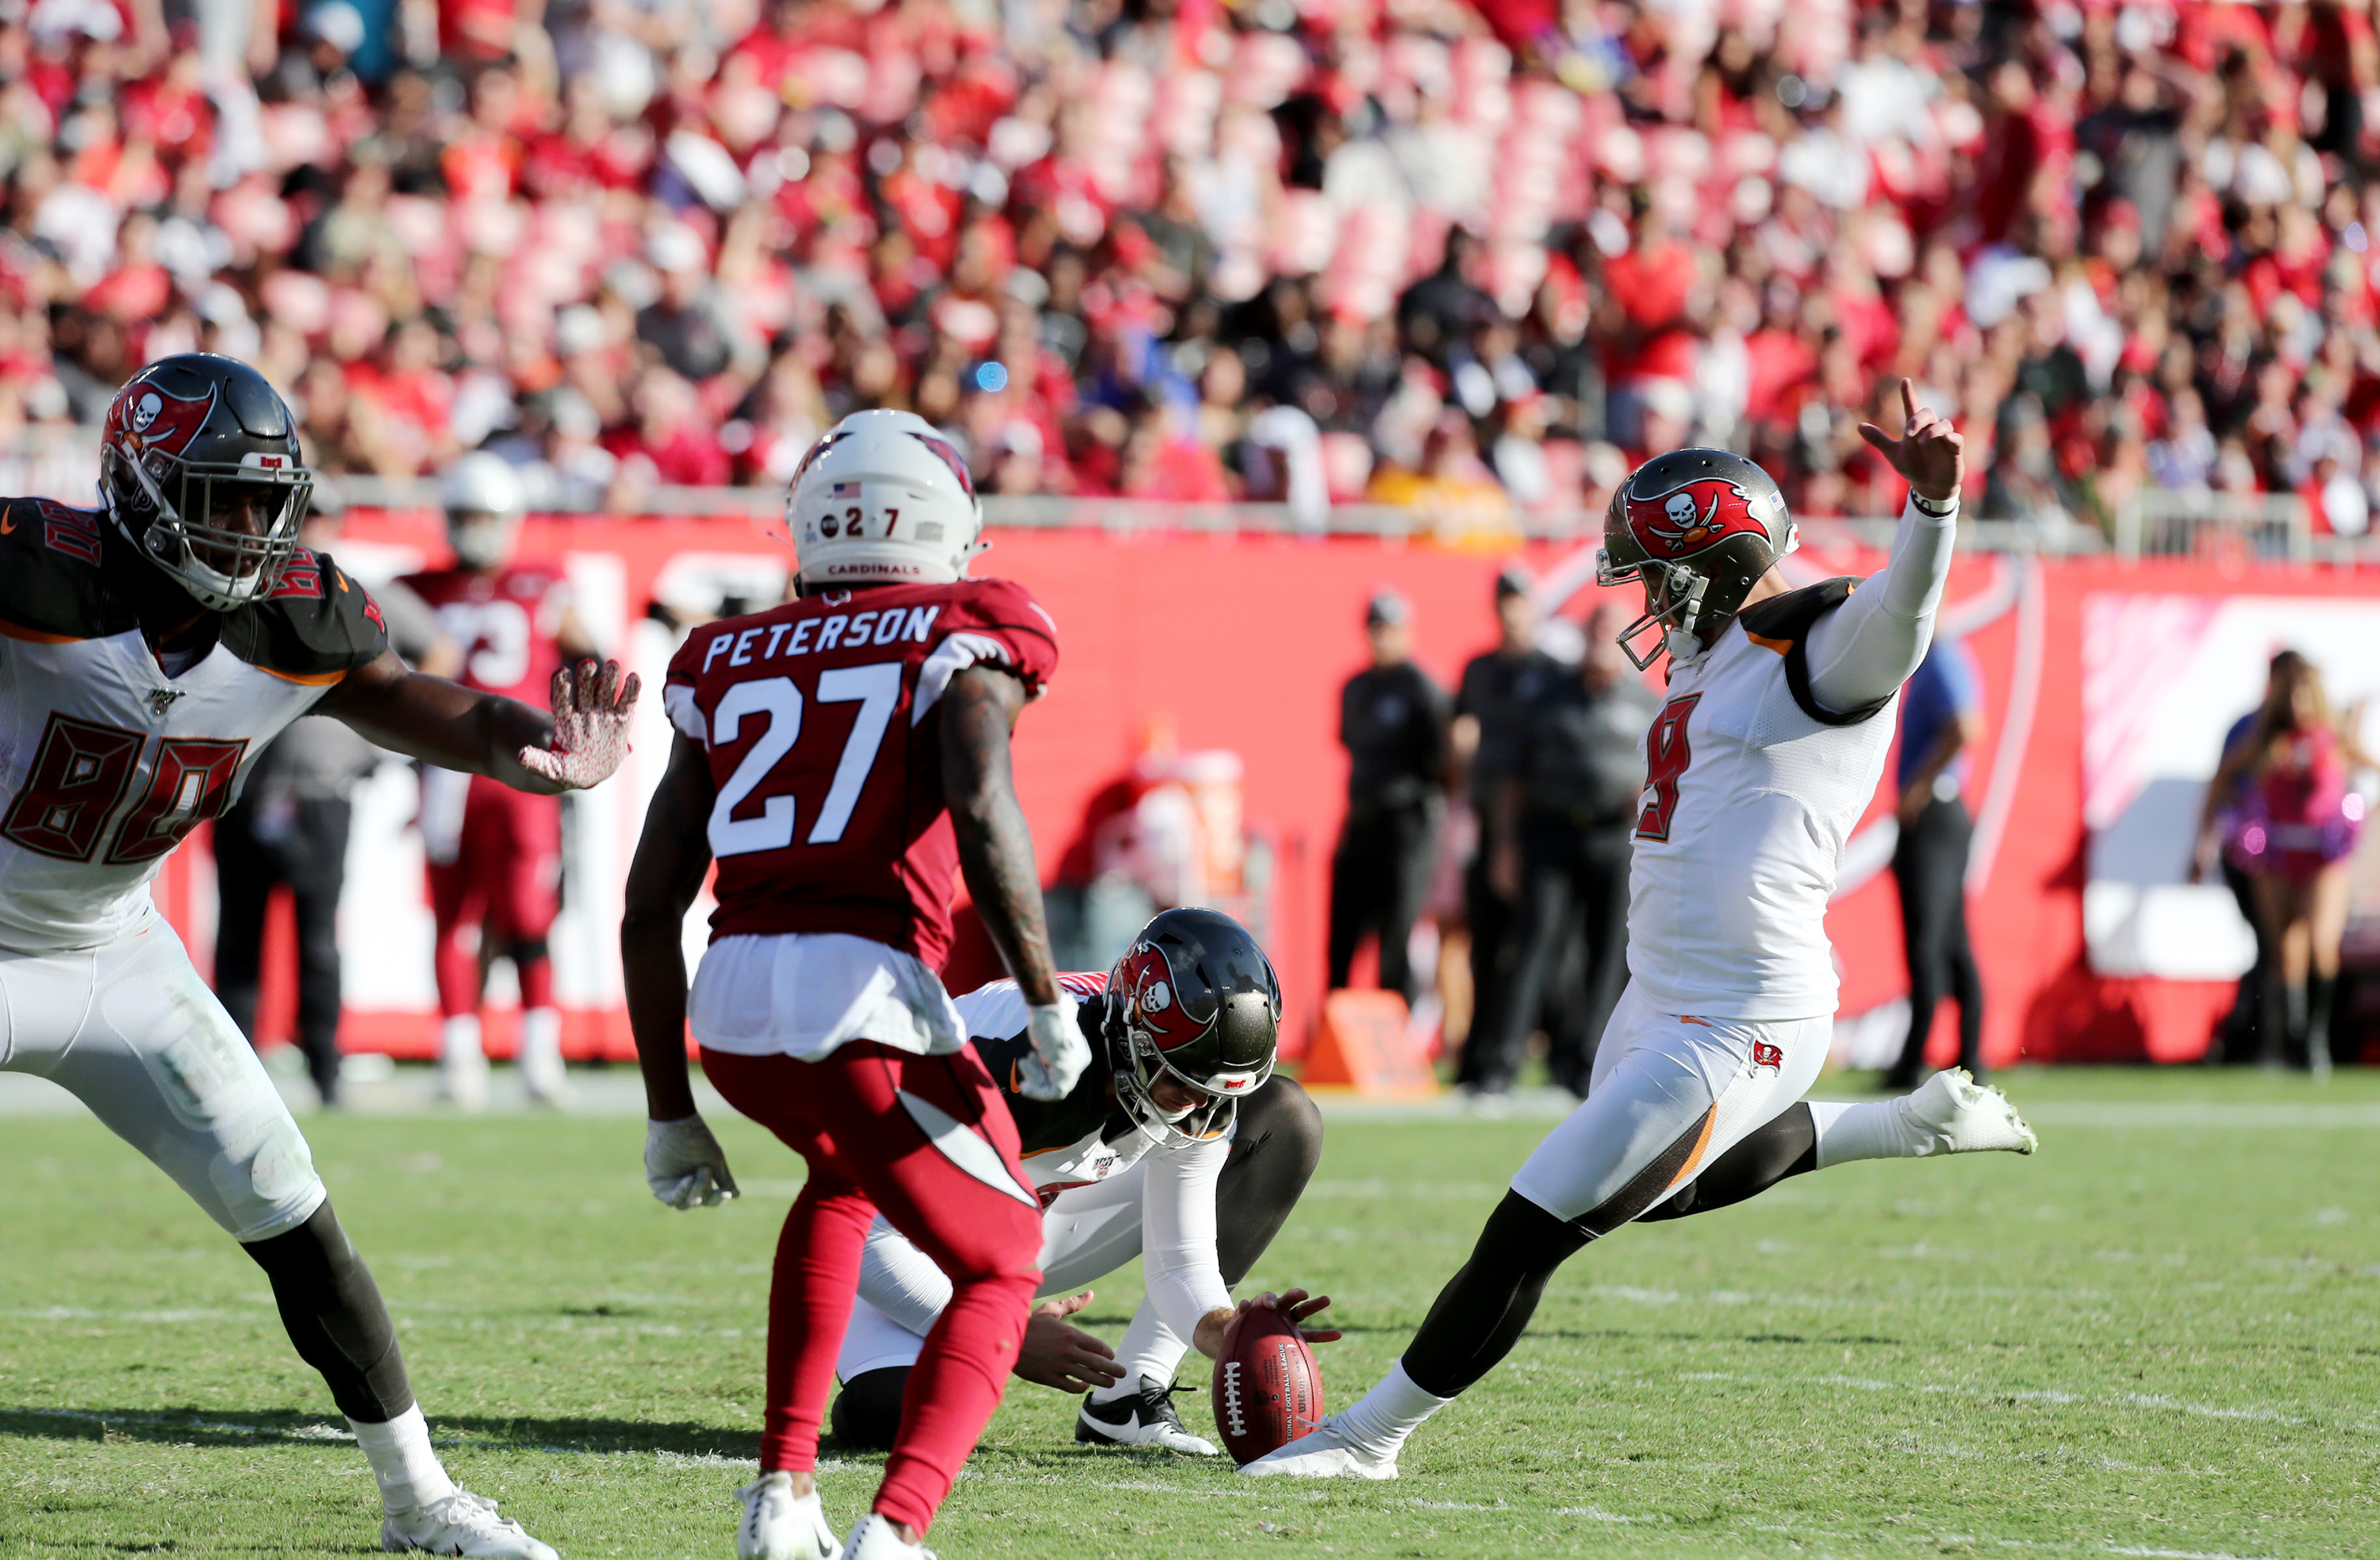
[
  {"left": 1745, "top": 631, "right": 1791, "bottom": 655},
  {"left": 254, "top": 665, "right": 347, "bottom": 687},
  {"left": 0, "top": 615, "right": 80, "bottom": 645}
]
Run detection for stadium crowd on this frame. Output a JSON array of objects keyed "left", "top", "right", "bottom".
[{"left": 5, "top": 0, "right": 2380, "bottom": 537}]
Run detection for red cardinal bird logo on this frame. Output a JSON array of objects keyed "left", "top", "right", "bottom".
[{"left": 1625, "top": 477, "right": 1765, "bottom": 557}]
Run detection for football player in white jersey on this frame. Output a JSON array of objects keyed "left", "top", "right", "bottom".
[
  {"left": 1246, "top": 381, "right": 2036, "bottom": 1481},
  {"left": 822, "top": 909, "right": 1334, "bottom": 1459},
  {"left": 0, "top": 355, "right": 636, "bottom": 1556}
]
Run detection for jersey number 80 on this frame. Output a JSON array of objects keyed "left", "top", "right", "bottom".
[{"left": 2, "top": 713, "right": 246, "bottom": 864}]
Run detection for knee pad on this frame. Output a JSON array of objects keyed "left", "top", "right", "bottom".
[{"left": 828, "top": 1367, "right": 909, "bottom": 1451}]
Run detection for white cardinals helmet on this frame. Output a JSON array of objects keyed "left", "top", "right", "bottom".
[
  {"left": 786, "top": 409, "right": 983, "bottom": 587},
  {"left": 442, "top": 450, "right": 526, "bottom": 572}
]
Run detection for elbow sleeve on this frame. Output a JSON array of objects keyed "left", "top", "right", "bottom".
[{"left": 1802, "top": 495, "right": 1956, "bottom": 713}]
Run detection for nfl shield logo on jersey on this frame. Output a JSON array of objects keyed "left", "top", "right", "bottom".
[{"left": 146, "top": 686, "right": 186, "bottom": 717}]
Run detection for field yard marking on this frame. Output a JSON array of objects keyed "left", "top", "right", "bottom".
[
  {"left": 2021, "top": 1102, "right": 2380, "bottom": 1129},
  {"left": 1672, "top": 1368, "right": 2351, "bottom": 1432}
]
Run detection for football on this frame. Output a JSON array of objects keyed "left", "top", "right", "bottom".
[{"left": 1211, "top": 1305, "right": 1325, "bottom": 1464}]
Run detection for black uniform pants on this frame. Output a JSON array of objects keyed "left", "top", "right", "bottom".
[
  {"left": 1887, "top": 795, "right": 1983, "bottom": 1084},
  {"left": 1327, "top": 800, "right": 1441, "bottom": 1006},
  {"left": 214, "top": 795, "right": 352, "bottom": 1102},
  {"left": 1464, "top": 816, "right": 1631, "bottom": 1096}
]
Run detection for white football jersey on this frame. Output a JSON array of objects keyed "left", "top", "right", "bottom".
[
  {"left": 1626, "top": 580, "right": 1898, "bottom": 1021},
  {"left": 0, "top": 502, "right": 388, "bottom": 952}
]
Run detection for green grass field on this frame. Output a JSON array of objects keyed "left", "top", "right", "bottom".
[{"left": 4, "top": 1067, "right": 2378, "bottom": 1558}]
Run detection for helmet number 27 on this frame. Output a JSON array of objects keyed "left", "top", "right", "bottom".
[{"left": 705, "top": 663, "right": 904, "bottom": 857}]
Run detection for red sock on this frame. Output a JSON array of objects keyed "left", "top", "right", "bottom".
[{"left": 759, "top": 1175, "right": 873, "bottom": 1474}]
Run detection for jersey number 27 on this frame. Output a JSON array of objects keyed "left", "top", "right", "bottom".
[
  {"left": 1635, "top": 693, "right": 1700, "bottom": 842},
  {"left": 707, "top": 663, "right": 903, "bottom": 857}
]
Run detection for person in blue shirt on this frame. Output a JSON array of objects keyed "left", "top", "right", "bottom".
[{"left": 1883, "top": 636, "right": 1987, "bottom": 1088}]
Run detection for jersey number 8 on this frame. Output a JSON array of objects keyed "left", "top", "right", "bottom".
[{"left": 707, "top": 663, "right": 904, "bottom": 857}]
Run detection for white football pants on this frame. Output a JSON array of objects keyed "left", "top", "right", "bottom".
[
  {"left": 839, "top": 1162, "right": 1158, "bottom": 1378},
  {"left": 1509, "top": 983, "right": 1829, "bottom": 1232},
  {"left": 0, "top": 913, "right": 328, "bottom": 1242}
]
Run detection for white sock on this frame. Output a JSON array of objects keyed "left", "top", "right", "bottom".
[
  {"left": 519, "top": 1007, "right": 562, "bottom": 1067},
  {"left": 440, "top": 1015, "right": 483, "bottom": 1067},
  {"left": 1329, "top": 1359, "right": 1453, "bottom": 1459},
  {"left": 1809, "top": 1098, "right": 1914, "bottom": 1168},
  {"left": 350, "top": 1405, "right": 455, "bottom": 1514},
  {"left": 1091, "top": 1297, "right": 1190, "bottom": 1405}
]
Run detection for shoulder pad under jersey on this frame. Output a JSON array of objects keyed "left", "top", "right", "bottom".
[
  {"left": 0, "top": 497, "right": 132, "bottom": 642},
  {"left": 220, "top": 549, "right": 392, "bottom": 683}
]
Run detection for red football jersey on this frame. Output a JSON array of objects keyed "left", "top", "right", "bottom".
[
  {"left": 399, "top": 563, "right": 574, "bottom": 703},
  {"left": 663, "top": 577, "right": 1059, "bottom": 967}
]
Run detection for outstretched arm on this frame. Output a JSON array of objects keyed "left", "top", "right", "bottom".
[
  {"left": 321, "top": 651, "right": 639, "bottom": 794},
  {"left": 1802, "top": 380, "right": 1965, "bottom": 714}
]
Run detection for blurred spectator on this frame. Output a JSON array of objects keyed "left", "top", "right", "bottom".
[
  {"left": 1328, "top": 589, "right": 1449, "bottom": 1010},
  {"left": 2198, "top": 654, "right": 2376, "bottom": 1076},
  {"left": 1464, "top": 600, "right": 1654, "bottom": 1100},
  {"left": 1883, "top": 635, "right": 1987, "bottom": 1090}
]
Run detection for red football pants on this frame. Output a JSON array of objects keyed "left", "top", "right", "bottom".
[
  {"left": 702, "top": 1042, "right": 1043, "bottom": 1535},
  {"left": 424, "top": 779, "right": 560, "bottom": 1018}
]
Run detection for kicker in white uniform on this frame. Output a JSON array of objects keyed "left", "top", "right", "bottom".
[{"left": 1247, "top": 381, "right": 2039, "bottom": 1481}]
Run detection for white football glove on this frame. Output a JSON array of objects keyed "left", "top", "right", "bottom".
[
  {"left": 1017, "top": 991, "right": 1090, "bottom": 1102},
  {"left": 644, "top": 1113, "right": 739, "bottom": 1209}
]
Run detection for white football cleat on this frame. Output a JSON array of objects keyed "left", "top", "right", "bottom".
[
  {"left": 1902, "top": 1069, "right": 2037, "bottom": 1157},
  {"left": 840, "top": 1513, "right": 934, "bottom": 1560},
  {"left": 1238, "top": 1417, "right": 1400, "bottom": 1480},
  {"left": 1076, "top": 1378, "right": 1220, "bottom": 1455},
  {"left": 382, "top": 1489, "right": 557, "bottom": 1559},
  {"left": 519, "top": 1048, "right": 575, "bottom": 1108},
  {"left": 735, "top": 1472, "right": 841, "bottom": 1560},
  {"left": 439, "top": 1052, "right": 491, "bottom": 1113}
]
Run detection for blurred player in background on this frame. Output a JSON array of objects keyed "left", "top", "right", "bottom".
[
  {"left": 828, "top": 910, "right": 1333, "bottom": 1458},
  {"left": 1250, "top": 382, "right": 2037, "bottom": 1481},
  {"left": 399, "top": 453, "right": 599, "bottom": 1108},
  {"left": 622, "top": 411, "right": 1092, "bottom": 1560},
  {"left": 213, "top": 492, "right": 457, "bottom": 1107},
  {"left": 0, "top": 354, "right": 635, "bottom": 1555}
]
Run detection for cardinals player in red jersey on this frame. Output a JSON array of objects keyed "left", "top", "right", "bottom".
[
  {"left": 399, "top": 454, "right": 600, "bottom": 1108},
  {"left": 623, "top": 410, "right": 1091, "bottom": 1560}
]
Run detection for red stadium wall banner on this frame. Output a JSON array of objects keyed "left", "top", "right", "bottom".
[{"left": 152, "top": 515, "right": 2380, "bottom": 1070}]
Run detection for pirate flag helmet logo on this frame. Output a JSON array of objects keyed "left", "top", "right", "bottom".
[{"left": 1595, "top": 448, "right": 1797, "bottom": 669}]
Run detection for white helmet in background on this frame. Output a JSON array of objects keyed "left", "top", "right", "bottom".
[
  {"left": 442, "top": 450, "right": 526, "bottom": 572},
  {"left": 786, "top": 409, "right": 982, "bottom": 587}
]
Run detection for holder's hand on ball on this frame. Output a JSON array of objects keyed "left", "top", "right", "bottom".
[{"left": 1200, "top": 1289, "right": 1342, "bottom": 1359}]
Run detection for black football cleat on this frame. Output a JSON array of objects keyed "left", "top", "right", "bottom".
[{"left": 1075, "top": 1377, "right": 1219, "bottom": 1455}]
